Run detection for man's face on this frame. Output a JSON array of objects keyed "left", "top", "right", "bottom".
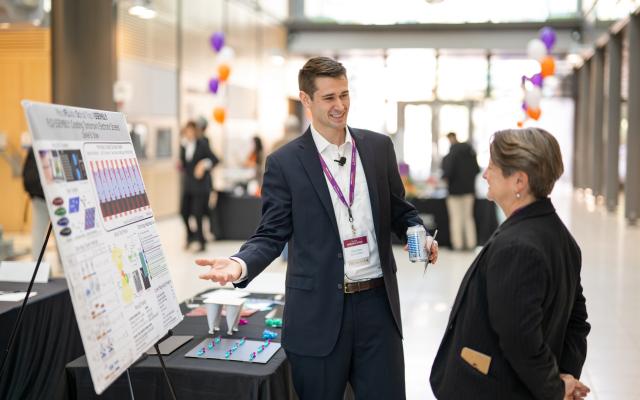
[{"left": 300, "top": 76, "right": 350, "bottom": 134}]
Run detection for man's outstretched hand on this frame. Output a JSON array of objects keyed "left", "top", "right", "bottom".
[{"left": 196, "top": 258, "right": 242, "bottom": 285}]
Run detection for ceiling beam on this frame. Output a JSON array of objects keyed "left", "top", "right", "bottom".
[{"left": 286, "top": 19, "right": 599, "bottom": 54}]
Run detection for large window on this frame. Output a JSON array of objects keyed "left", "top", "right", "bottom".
[
  {"left": 437, "top": 54, "right": 488, "bottom": 101},
  {"left": 386, "top": 49, "right": 436, "bottom": 102},
  {"left": 303, "top": 0, "right": 579, "bottom": 24},
  {"left": 403, "top": 104, "right": 432, "bottom": 180}
]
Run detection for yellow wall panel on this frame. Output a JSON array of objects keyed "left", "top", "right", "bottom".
[{"left": 0, "top": 28, "right": 50, "bottom": 232}]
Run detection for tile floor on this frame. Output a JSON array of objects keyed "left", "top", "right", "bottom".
[{"left": 27, "top": 183, "right": 640, "bottom": 399}]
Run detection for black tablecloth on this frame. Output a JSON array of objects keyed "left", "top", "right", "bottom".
[
  {"left": 405, "top": 197, "right": 498, "bottom": 248},
  {"left": 64, "top": 297, "right": 296, "bottom": 400},
  {"left": 0, "top": 278, "right": 84, "bottom": 400},
  {"left": 215, "top": 193, "right": 498, "bottom": 248},
  {"left": 216, "top": 192, "right": 262, "bottom": 240}
]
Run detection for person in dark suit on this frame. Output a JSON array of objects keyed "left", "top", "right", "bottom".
[
  {"left": 179, "top": 121, "right": 219, "bottom": 252},
  {"left": 196, "top": 57, "right": 438, "bottom": 400},
  {"left": 430, "top": 128, "right": 591, "bottom": 400}
]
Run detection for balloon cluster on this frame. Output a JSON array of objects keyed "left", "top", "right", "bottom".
[
  {"left": 519, "top": 27, "right": 557, "bottom": 126},
  {"left": 208, "top": 32, "right": 235, "bottom": 124}
]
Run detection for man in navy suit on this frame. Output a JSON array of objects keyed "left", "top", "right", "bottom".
[{"left": 196, "top": 57, "right": 438, "bottom": 400}]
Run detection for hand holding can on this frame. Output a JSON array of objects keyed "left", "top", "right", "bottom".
[{"left": 407, "top": 225, "right": 428, "bottom": 262}]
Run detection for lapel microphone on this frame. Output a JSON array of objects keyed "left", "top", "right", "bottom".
[{"left": 334, "top": 156, "right": 347, "bottom": 166}]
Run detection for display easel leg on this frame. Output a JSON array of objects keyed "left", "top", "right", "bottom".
[
  {"left": 126, "top": 368, "right": 135, "bottom": 400},
  {"left": 154, "top": 331, "right": 177, "bottom": 400},
  {"left": 0, "top": 223, "right": 52, "bottom": 380}
]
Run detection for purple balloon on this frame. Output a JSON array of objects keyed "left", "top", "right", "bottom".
[
  {"left": 398, "top": 162, "right": 410, "bottom": 177},
  {"left": 539, "top": 27, "right": 556, "bottom": 51},
  {"left": 208, "top": 78, "right": 219, "bottom": 94},
  {"left": 531, "top": 73, "right": 543, "bottom": 87},
  {"left": 210, "top": 32, "right": 224, "bottom": 52}
]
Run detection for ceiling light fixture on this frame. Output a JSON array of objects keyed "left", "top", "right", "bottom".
[{"left": 128, "top": 0, "right": 157, "bottom": 20}]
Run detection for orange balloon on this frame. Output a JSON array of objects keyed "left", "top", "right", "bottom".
[
  {"left": 540, "top": 56, "right": 555, "bottom": 78},
  {"left": 218, "top": 64, "right": 231, "bottom": 82},
  {"left": 527, "top": 107, "right": 541, "bottom": 120},
  {"left": 517, "top": 121, "right": 524, "bottom": 128},
  {"left": 213, "top": 107, "right": 226, "bottom": 124}
]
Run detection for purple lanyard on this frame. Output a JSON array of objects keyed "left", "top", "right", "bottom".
[{"left": 318, "top": 136, "right": 358, "bottom": 224}]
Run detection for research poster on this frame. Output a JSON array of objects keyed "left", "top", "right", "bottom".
[{"left": 23, "top": 101, "right": 183, "bottom": 394}]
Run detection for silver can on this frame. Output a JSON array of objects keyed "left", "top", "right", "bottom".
[{"left": 407, "top": 225, "right": 428, "bottom": 262}]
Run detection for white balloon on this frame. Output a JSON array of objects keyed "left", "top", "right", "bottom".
[
  {"left": 525, "top": 87, "right": 542, "bottom": 109},
  {"left": 218, "top": 46, "right": 235, "bottom": 63},
  {"left": 542, "top": 75, "right": 560, "bottom": 96},
  {"left": 527, "top": 39, "right": 547, "bottom": 61}
]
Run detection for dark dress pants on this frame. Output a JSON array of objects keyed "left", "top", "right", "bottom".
[
  {"left": 180, "top": 191, "right": 208, "bottom": 245},
  {"left": 285, "top": 285, "right": 405, "bottom": 400}
]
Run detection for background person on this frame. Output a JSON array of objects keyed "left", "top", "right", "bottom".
[
  {"left": 441, "top": 132, "right": 480, "bottom": 251},
  {"left": 22, "top": 147, "right": 48, "bottom": 259},
  {"left": 179, "top": 121, "right": 219, "bottom": 252},
  {"left": 244, "top": 135, "right": 264, "bottom": 188}
]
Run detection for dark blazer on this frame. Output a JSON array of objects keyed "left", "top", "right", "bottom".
[
  {"left": 234, "top": 127, "right": 422, "bottom": 356},
  {"left": 430, "top": 198, "right": 590, "bottom": 400},
  {"left": 180, "top": 138, "right": 219, "bottom": 195},
  {"left": 441, "top": 142, "right": 480, "bottom": 195}
]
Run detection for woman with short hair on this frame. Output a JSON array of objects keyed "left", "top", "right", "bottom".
[{"left": 430, "top": 128, "right": 591, "bottom": 400}]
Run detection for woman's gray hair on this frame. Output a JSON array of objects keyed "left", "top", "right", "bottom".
[{"left": 490, "top": 128, "right": 564, "bottom": 199}]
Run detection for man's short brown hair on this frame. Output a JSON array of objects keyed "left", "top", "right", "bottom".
[{"left": 298, "top": 57, "right": 347, "bottom": 99}]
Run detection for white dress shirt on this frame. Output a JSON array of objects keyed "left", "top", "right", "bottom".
[
  {"left": 182, "top": 138, "right": 212, "bottom": 168},
  {"left": 232, "top": 125, "right": 383, "bottom": 283},
  {"left": 183, "top": 139, "right": 196, "bottom": 162},
  {"left": 310, "top": 125, "right": 382, "bottom": 282}
]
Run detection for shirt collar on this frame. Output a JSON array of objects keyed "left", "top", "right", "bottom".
[{"left": 310, "top": 124, "right": 352, "bottom": 154}]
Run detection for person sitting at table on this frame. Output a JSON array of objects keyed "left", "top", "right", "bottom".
[{"left": 430, "top": 127, "right": 591, "bottom": 400}]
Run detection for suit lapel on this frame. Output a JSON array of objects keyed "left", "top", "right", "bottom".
[
  {"left": 351, "top": 128, "right": 380, "bottom": 239},
  {"left": 446, "top": 199, "right": 556, "bottom": 325},
  {"left": 297, "top": 129, "right": 341, "bottom": 239},
  {"left": 447, "top": 229, "right": 500, "bottom": 325}
]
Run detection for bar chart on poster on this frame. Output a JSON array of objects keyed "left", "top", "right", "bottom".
[
  {"left": 84, "top": 143, "right": 151, "bottom": 231},
  {"left": 22, "top": 101, "right": 183, "bottom": 394}
]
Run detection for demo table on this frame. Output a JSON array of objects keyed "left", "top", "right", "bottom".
[
  {"left": 64, "top": 297, "right": 297, "bottom": 400},
  {"left": 0, "top": 278, "right": 84, "bottom": 400}
]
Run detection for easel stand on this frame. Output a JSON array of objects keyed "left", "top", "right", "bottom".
[
  {"left": 154, "top": 330, "right": 178, "bottom": 400},
  {"left": 0, "top": 223, "right": 52, "bottom": 380},
  {"left": 127, "top": 330, "right": 177, "bottom": 400},
  {"left": 0, "top": 223, "right": 178, "bottom": 400},
  {"left": 126, "top": 331, "right": 178, "bottom": 400}
]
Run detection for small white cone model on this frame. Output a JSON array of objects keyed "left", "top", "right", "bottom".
[
  {"left": 204, "top": 296, "right": 246, "bottom": 336},
  {"left": 205, "top": 302, "right": 222, "bottom": 334},
  {"left": 224, "top": 299, "right": 245, "bottom": 335}
]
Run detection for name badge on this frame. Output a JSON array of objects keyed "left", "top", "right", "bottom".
[{"left": 343, "top": 233, "right": 370, "bottom": 266}]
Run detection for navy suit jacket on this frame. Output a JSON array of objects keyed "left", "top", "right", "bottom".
[{"left": 234, "top": 127, "right": 422, "bottom": 356}]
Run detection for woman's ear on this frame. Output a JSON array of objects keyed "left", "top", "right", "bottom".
[{"left": 514, "top": 171, "right": 530, "bottom": 193}]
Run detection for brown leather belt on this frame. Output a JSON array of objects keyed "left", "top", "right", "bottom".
[{"left": 344, "top": 277, "right": 384, "bottom": 294}]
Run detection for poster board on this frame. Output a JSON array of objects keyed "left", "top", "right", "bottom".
[{"left": 22, "top": 101, "right": 183, "bottom": 394}]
